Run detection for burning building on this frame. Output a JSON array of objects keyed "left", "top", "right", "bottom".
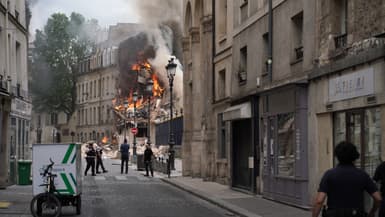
[{"left": 75, "top": 22, "right": 183, "bottom": 149}]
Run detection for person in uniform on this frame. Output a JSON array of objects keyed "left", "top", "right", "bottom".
[
  {"left": 144, "top": 144, "right": 154, "bottom": 177},
  {"left": 312, "top": 141, "right": 381, "bottom": 217},
  {"left": 96, "top": 144, "right": 107, "bottom": 174},
  {"left": 84, "top": 143, "right": 96, "bottom": 176}
]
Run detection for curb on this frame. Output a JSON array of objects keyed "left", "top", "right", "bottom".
[{"left": 161, "top": 178, "right": 262, "bottom": 217}]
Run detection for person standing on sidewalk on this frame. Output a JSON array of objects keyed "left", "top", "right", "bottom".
[
  {"left": 144, "top": 144, "right": 154, "bottom": 177},
  {"left": 120, "top": 139, "right": 130, "bottom": 174},
  {"left": 373, "top": 161, "right": 385, "bottom": 216},
  {"left": 312, "top": 141, "right": 381, "bottom": 217},
  {"left": 84, "top": 143, "right": 96, "bottom": 176},
  {"left": 96, "top": 144, "right": 108, "bottom": 174}
]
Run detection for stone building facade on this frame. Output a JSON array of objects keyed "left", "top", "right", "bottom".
[
  {"left": 308, "top": 0, "right": 385, "bottom": 208},
  {"left": 0, "top": 0, "right": 31, "bottom": 186},
  {"left": 76, "top": 40, "right": 120, "bottom": 143},
  {"left": 183, "top": 0, "right": 385, "bottom": 208}
]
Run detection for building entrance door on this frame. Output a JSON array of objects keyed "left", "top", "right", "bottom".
[
  {"left": 346, "top": 110, "right": 364, "bottom": 168},
  {"left": 232, "top": 119, "right": 252, "bottom": 190}
]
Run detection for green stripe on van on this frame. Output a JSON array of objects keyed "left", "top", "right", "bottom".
[
  {"left": 62, "top": 144, "right": 75, "bottom": 164},
  {"left": 60, "top": 173, "right": 75, "bottom": 195}
]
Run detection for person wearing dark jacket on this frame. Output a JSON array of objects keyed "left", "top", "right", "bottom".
[
  {"left": 96, "top": 145, "right": 107, "bottom": 174},
  {"left": 312, "top": 141, "right": 381, "bottom": 217},
  {"left": 84, "top": 143, "right": 96, "bottom": 176},
  {"left": 373, "top": 161, "right": 385, "bottom": 216},
  {"left": 120, "top": 139, "right": 130, "bottom": 174},
  {"left": 144, "top": 145, "right": 154, "bottom": 177}
]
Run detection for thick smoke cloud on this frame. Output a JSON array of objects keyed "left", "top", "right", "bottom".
[{"left": 133, "top": 0, "right": 182, "bottom": 26}]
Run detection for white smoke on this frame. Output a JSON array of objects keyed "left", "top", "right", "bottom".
[{"left": 131, "top": 0, "right": 183, "bottom": 114}]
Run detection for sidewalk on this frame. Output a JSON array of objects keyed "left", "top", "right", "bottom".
[{"left": 156, "top": 159, "right": 311, "bottom": 217}]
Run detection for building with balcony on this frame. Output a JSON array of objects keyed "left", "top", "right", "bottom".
[
  {"left": 308, "top": 0, "right": 385, "bottom": 209},
  {"left": 183, "top": 0, "right": 385, "bottom": 208},
  {"left": 0, "top": 0, "right": 31, "bottom": 187}
]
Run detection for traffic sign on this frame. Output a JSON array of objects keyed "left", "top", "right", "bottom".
[{"left": 131, "top": 128, "right": 138, "bottom": 135}]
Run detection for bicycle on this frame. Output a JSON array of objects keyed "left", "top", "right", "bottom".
[{"left": 30, "top": 158, "right": 62, "bottom": 217}]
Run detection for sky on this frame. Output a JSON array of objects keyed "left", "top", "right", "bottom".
[{"left": 29, "top": 0, "right": 140, "bottom": 36}]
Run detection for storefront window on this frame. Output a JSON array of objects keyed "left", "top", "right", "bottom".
[
  {"left": 364, "top": 108, "right": 381, "bottom": 176},
  {"left": 333, "top": 112, "right": 346, "bottom": 145},
  {"left": 277, "top": 113, "right": 295, "bottom": 176}
]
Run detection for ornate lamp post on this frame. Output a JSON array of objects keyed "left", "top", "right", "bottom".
[
  {"left": 123, "top": 99, "right": 129, "bottom": 141},
  {"left": 165, "top": 57, "right": 177, "bottom": 177},
  {"left": 146, "top": 79, "right": 154, "bottom": 145},
  {"left": 132, "top": 91, "right": 138, "bottom": 156}
]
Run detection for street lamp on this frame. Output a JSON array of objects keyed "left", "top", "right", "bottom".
[
  {"left": 132, "top": 91, "right": 138, "bottom": 156},
  {"left": 123, "top": 99, "right": 129, "bottom": 141},
  {"left": 146, "top": 79, "right": 154, "bottom": 145},
  {"left": 165, "top": 57, "right": 177, "bottom": 178}
]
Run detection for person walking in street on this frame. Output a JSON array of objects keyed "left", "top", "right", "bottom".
[
  {"left": 120, "top": 139, "right": 130, "bottom": 174},
  {"left": 84, "top": 143, "right": 96, "bottom": 176},
  {"left": 144, "top": 144, "right": 154, "bottom": 177},
  {"left": 96, "top": 144, "right": 108, "bottom": 174},
  {"left": 312, "top": 141, "right": 381, "bottom": 217},
  {"left": 373, "top": 160, "right": 385, "bottom": 216}
]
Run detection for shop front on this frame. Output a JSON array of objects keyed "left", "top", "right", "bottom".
[{"left": 261, "top": 84, "right": 309, "bottom": 208}]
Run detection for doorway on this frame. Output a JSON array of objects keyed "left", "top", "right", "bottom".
[{"left": 232, "top": 119, "right": 252, "bottom": 190}]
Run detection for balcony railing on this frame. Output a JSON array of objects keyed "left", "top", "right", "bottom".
[{"left": 334, "top": 33, "right": 347, "bottom": 49}]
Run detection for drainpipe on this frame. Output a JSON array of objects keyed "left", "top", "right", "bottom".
[
  {"left": 5, "top": 1, "right": 9, "bottom": 83},
  {"left": 212, "top": 0, "right": 216, "bottom": 103},
  {"left": 268, "top": 0, "right": 273, "bottom": 83}
]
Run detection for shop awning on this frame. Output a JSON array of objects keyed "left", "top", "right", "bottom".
[{"left": 223, "top": 102, "right": 251, "bottom": 121}]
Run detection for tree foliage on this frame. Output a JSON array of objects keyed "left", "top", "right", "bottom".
[{"left": 31, "top": 12, "right": 98, "bottom": 115}]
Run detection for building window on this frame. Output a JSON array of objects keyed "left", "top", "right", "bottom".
[
  {"left": 277, "top": 113, "right": 295, "bottom": 177},
  {"left": 292, "top": 11, "right": 303, "bottom": 61},
  {"left": 94, "top": 80, "right": 97, "bottom": 98},
  {"left": 50, "top": 113, "right": 58, "bottom": 126},
  {"left": 217, "top": 0, "right": 227, "bottom": 37},
  {"left": 218, "top": 69, "right": 226, "bottom": 99},
  {"left": 239, "top": 46, "right": 247, "bottom": 85},
  {"left": 262, "top": 33, "right": 269, "bottom": 76},
  {"left": 333, "top": 108, "right": 381, "bottom": 176},
  {"left": 240, "top": 0, "right": 248, "bottom": 23},
  {"left": 334, "top": 0, "right": 348, "bottom": 49},
  {"left": 218, "top": 113, "right": 227, "bottom": 158}
]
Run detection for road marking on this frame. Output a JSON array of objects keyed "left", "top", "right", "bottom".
[
  {"left": 115, "top": 176, "right": 127, "bottom": 181},
  {"left": 0, "top": 202, "right": 11, "bottom": 209},
  {"left": 94, "top": 176, "right": 106, "bottom": 181}
]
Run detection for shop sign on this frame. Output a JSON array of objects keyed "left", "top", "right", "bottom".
[
  {"left": 11, "top": 98, "right": 32, "bottom": 117},
  {"left": 329, "top": 67, "right": 374, "bottom": 102}
]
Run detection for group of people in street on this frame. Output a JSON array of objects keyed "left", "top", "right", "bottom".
[
  {"left": 119, "top": 139, "right": 154, "bottom": 177},
  {"left": 313, "top": 141, "right": 385, "bottom": 217},
  {"left": 84, "top": 139, "right": 155, "bottom": 177},
  {"left": 84, "top": 142, "right": 108, "bottom": 176}
]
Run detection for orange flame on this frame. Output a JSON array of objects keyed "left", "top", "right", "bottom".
[
  {"left": 152, "top": 74, "right": 164, "bottom": 97},
  {"left": 101, "top": 136, "right": 108, "bottom": 144}
]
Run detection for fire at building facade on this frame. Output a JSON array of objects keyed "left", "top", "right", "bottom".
[{"left": 75, "top": 23, "right": 184, "bottom": 153}]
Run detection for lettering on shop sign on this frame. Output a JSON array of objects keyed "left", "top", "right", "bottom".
[{"left": 329, "top": 67, "right": 374, "bottom": 102}]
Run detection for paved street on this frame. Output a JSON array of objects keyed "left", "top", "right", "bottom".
[{"left": 0, "top": 159, "right": 237, "bottom": 217}]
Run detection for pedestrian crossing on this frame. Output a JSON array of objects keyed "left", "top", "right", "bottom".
[{"left": 90, "top": 175, "right": 153, "bottom": 182}]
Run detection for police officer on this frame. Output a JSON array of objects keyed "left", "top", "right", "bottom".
[
  {"left": 96, "top": 144, "right": 107, "bottom": 174},
  {"left": 312, "top": 141, "right": 381, "bottom": 217},
  {"left": 84, "top": 143, "right": 96, "bottom": 176},
  {"left": 144, "top": 144, "right": 154, "bottom": 177}
]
